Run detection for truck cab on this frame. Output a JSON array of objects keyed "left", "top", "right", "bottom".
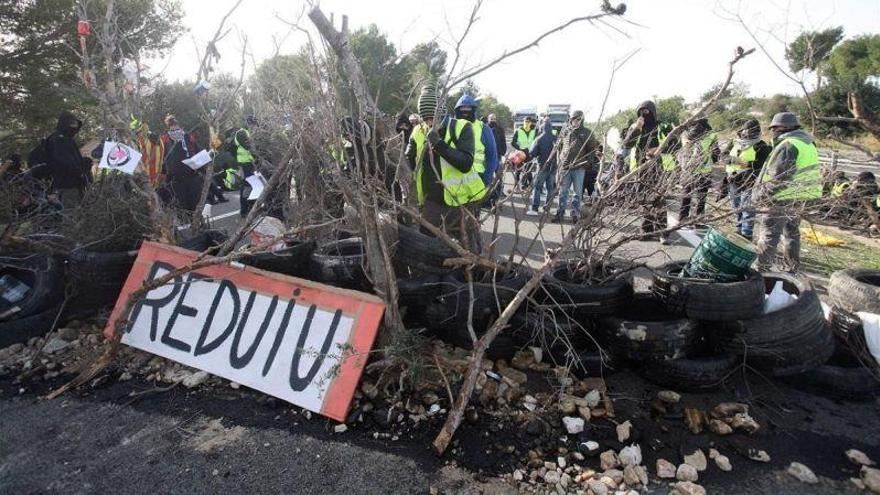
[{"left": 546, "top": 104, "right": 571, "bottom": 135}]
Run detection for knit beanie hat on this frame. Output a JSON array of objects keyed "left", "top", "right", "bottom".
[{"left": 418, "top": 82, "right": 439, "bottom": 121}]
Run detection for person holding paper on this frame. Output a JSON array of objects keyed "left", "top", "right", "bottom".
[
  {"left": 233, "top": 116, "right": 258, "bottom": 216},
  {"left": 159, "top": 114, "right": 203, "bottom": 212}
]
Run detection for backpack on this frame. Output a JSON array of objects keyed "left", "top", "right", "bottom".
[{"left": 28, "top": 137, "right": 51, "bottom": 167}]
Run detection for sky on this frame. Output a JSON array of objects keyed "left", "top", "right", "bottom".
[{"left": 160, "top": 0, "right": 880, "bottom": 119}]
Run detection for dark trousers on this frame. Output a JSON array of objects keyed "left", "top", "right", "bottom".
[
  {"left": 679, "top": 175, "right": 712, "bottom": 221},
  {"left": 582, "top": 169, "right": 599, "bottom": 198}
]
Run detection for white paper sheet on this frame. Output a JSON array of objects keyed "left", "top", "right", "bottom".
[
  {"left": 246, "top": 173, "right": 266, "bottom": 200},
  {"left": 182, "top": 149, "right": 212, "bottom": 170}
]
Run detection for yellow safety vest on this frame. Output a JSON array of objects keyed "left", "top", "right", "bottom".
[
  {"left": 831, "top": 181, "right": 851, "bottom": 199},
  {"left": 726, "top": 143, "right": 756, "bottom": 175},
  {"left": 629, "top": 127, "right": 676, "bottom": 172},
  {"left": 414, "top": 119, "right": 485, "bottom": 207},
  {"left": 471, "top": 120, "right": 486, "bottom": 174},
  {"left": 514, "top": 127, "right": 536, "bottom": 150},
  {"left": 412, "top": 125, "right": 428, "bottom": 206},
  {"left": 760, "top": 137, "right": 822, "bottom": 201},
  {"left": 681, "top": 131, "right": 717, "bottom": 175},
  {"left": 235, "top": 128, "right": 254, "bottom": 164}
]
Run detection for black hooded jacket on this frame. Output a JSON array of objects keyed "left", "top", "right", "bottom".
[
  {"left": 37, "top": 111, "right": 92, "bottom": 190},
  {"left": 622, "top": 101, "right": 678, "bottom": 168}
]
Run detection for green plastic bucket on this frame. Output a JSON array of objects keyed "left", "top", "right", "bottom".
[{"left": 684, "top": 227, "right": 757, "bottom": 280}]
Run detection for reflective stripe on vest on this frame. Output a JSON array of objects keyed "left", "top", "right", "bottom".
[
  {"left": 831, "top": 181, "right": 851, "bottom": 198},
  {"left": 441, "top": 119, "right": 485, "bottom": 206},
  {"left": 223, "top": 168, "right": 237, "bottom": 189},
  {"left": 235, "top": 128, "right": 254, "bottom": 164},
  {"left": 515, "top": 127, "right": 536, "bottom": 150},
  {"left": 629, "top": 128, "right": 675, "bottom": 172},
  {"left": 726, "top": 144, "right": 755, "bottom": 175},
  {"left": 761, "top": 137, "right": 822, "bottom": 201},
  {"left": 471, "top": 120, "right": 486, "bottom": 173}
]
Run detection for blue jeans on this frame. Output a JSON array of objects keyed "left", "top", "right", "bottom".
[
  {"left": 531, "top": 164, "right": 557, "bottom": 210},
  {"left": 729, "top": 181, "right": 754, "bottom": 236},
  {"left": 558, "top": 168, "right": 586, "bottom": 216}
]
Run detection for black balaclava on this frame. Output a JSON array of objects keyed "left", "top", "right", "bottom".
[
  {"left": 636, "top": 100, "right": 657, "bottom": 131},
  {"left": 455, "top": 106, "right": 475, "bottom": 122}
]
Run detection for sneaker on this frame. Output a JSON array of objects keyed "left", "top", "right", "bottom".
[
  {"left": 525, "top": 208, "right": 539, "bottom": 216},
  {"left": 551, "top": 212, "right": 564, "bottom": 223},
  {"left": 570, "top": 213, "right": 579, "bottom": 224}
]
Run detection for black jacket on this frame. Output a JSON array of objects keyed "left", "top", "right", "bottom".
[
  {"left": 558, "top": 123, "right": 600, "bottom": 171},
  {"left": 623, "top": 101, "right": 679, "bottom": 169},
  {"left": 488, "top": 122, "right": 507, "bottom": 157},
  {"left": 36, "top": 111, "right": 91, "bottom": 190}
]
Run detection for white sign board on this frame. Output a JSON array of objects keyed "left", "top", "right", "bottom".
[
  {"left": 107, "top": 242, "right": 384, "bottom": 421},
  {"left": 99, "top": 141, "right": 142, "bottom": 175}
]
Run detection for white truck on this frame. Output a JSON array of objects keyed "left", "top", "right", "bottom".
[
  {"left": 546, "top": 104, "right": 571, "bottom": 133},
  {"left": 513, "top": 106, "right": 538, "bottom": 130}
]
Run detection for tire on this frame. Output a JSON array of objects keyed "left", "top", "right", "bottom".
[
  {"left": 310, "top": 238, "right": 371, "bottom": 292},
  {"left": 713, "top": 273, "right": 833, "bottom": 377},
  {"left": 441, "top": 264, "right": 531, "bottom": 317},
  {"left": 0, "top": 255, "right": 64, "bottom": 321},
  {"left": 829, "top": 268, "right": 880, "bottom": 314},
  {"left": 68, "top": 248, "right": 139, "bottom": 309},
  {"left": 397, "top": 274, "right": 443, "bottom": 306},
  {"left": 787, "top": 363, "right": 880, "bottom": 401},
  {"left": 639, "top": 354, "right": 740, "bottom": 391},
  {"left": 539, "top": 261, "right": 634, "bottom": 317},
  {"left": 598, "top": 293, "right": 702, "bottom": 362},
  {"left": 241, "top": 240, "right": 317, "bottom": 278},
  {"left": 178, "top": 230, "right": 228, "bottom": 252},
  {"left": 0, "top": 304, "right": 63, "bottom": 349},
  {"left": 394, "top": 224, "right": 457, "bottom": 275},
  {"left": 651, "top": 260, "right": 765, "bottom": 321}
]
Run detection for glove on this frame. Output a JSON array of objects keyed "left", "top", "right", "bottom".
[{"left": 427, "top": 129, "right": 441, "bottom": 147}]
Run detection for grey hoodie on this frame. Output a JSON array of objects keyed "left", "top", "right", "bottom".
[{"left": 758, "top": 128, "right": 815, "bottom": 200}]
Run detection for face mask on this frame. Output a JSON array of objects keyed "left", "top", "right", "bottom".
[
  {"left": 457, "top": 109, "right": 475, "bottom": 121},
  {"left": 524, "top": 122, "right": 533, "bottom": 131}
]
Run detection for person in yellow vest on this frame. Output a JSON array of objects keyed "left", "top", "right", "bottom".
[
  {"left": 511, "top": 116, "right": 537, "bottom": 190},
  {"left": 234, "top": 116, "right": 258, "bottom": 217},
  {"left": 678, "top": 115, "right": 720, "bottom": 222},
  {"left": 755, "top": 112, "right": 822, "bottom": 272},
  {"left": 622, "top": 100, "right": 680, "bottom": 242},
  {"left": 722, "top": 119, "right": 771, "bottom": 240},
  {"left": 405, "top": 86, "right": 481, "bottom": 252}
]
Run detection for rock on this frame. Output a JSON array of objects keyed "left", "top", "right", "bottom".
[
  {"left": 578, "top": 406, "right": 592, "bottom": 421},
  {"left": 42, "top": 337, "right": 70, "bottom": 354},
  {"left": 545, "top": 461, "right": 558, "bottom": 471},
  {"left": 480, "top": 380, "right": 498, "bottom": 405},
  {"left": 558, "top": 456, "right": 567, "bottom": 469},
  {"left": 587, "top": 479, "right": 608, "bottom": 495},
  {"left": 522, "top": 395, "right": 538, "bottom": 411},
  {"left": 333, "top": 424, "right": 348, "bottom": 433},
  {"left": 676, "top": 463, "right": 699, "bottom": 482},
  {"left": 511, "top": 350, "right": 536, "bottom": 371},
  {"left": 361, "top": 382, "right": 378, "bottom": 399},
  {"left": 616, "top": 420, "right": 632, "bottom": 442},
  {"left": 599, "top": 475, "right": 617, "bottom": 490},
  {"left": 602, "top": 468, "right": 624, "bottom": 484},
  {"left": 544, "top": 470, "right": 561, "bottom": 484},
  {"left": 684, "top": 408, "right": 707, "bottom": 434},
  {"left": 57, "top": 327, "right": 80, "bottom": 341},
  {"left": 526, "top": 419, "right": 544, "bottom": 436},
  {"left": 618, "top": 444, "right": 642, "bottom": 467},
  {"left": 579, "top": 441, "right": 601, "bottom": 457},
  {"left": 683, "top": 449, "right": 707, "bottom": 472},
  {"left": 787, "top": 462, "right": 818, "bottom": 484},
  {"left": 657, "top": 390, "right": 681, "bottom": 404},
  {"left": 730, "top": 412, "right": 760, "bottom": 433},
  {"left": 182, "top": 371, "right": 209, "bottom": 388},
  {"left": 499, "top": 366, "right": 527, "bottom": 386},
  {"left": 862, "top": 466, "right": 880, "bottom": 493},
  {"left": 600, "top": 450, "right": 620, "bottom": 470},
  {"left": 672, "top": 481, "right": 707, "bottom": 495},
  {"left": 852, "top": 477, "right": 866, "bottom": 490},
  {"left": 711, "top": 402, "right": 748, "bottom": 419},
  {"left": 848, "top": 449, "right": 875, "bottom": 466},
  {"left": 513, "top": 470, "right": 524, "bottom": 482},
  {"left": 422, "top": 391, "right": 439, "bottom": 406},
  {"left": 563, "top": 416, "right": 585, "bottom": 435},
  {"left": 657, "top": 458, "right": 677, "bottom": 479},
  {"left": 560, "top": 398, "right": 578, "bottom": 415},
  {"left": 623, "top": 465, "right": 641, "bottom": 486},
  {"left": 584, "top": 389, "right": 602, "bottom": 408},
  {"left": 709, "top": 419, "right": 733, "bottom": 435},
  {"left": 714, "top": 453, "right": 732, "bottom": 472}
]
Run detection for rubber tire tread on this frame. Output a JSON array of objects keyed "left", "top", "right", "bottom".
[
  {"left": 651, "top": 260, "right": 765, "bottom": 321},
  {"left": 0, "top": 255, "right": 64, "bottom": 320},
  {"left": 598, "top": 294, "right": 702, "bottom": 362},
  {"left": 0, "top": 304, "right": 63, "bottom": 349},
  {"left": 539, "top": 262, "right": 634, "bottom": 317},
  {"left": 309, "top": 238, "right": 371, "bottom": 291},
  {"left": 241, "top": 240, "right": 316, "bottom": 277},
  {"left": 639, "top": 354, "right": 740, "bottom": 391},
  {"left": 829, "top": 268, "right": 880, "bottom": 314}
]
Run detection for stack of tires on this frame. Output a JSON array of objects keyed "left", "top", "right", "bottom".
[
  {"left": 309, "top": 237, "right": 371, "bottom": 292},
  {"left": 67, "top": 247, "right": 139, "bottom": 312},
  {"left": 0, "top": 254, "right": 66, "bottom": 347},
  {"left": 793, "top": 268, "right": 880, "bottom": 401}
]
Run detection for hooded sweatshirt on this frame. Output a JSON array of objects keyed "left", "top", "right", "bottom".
[
  {"left": 41, "top": 111, "right": 91, "bottom": 190},
  {"left": 528, "top": 119, "right": 557, "bottom": 168},
  {"left": 757, "top": 128, "right": 816, "bottom": 200},
  {"left": 557, "top": 117, "right": 599, "bottom": 171},
  {"left": 622, "top": 101, "right": 677, "bottom": 168}
]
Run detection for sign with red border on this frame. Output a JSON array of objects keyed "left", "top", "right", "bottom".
[{"left": 105, "top": 242, "right": 384, "bottom": 422}]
